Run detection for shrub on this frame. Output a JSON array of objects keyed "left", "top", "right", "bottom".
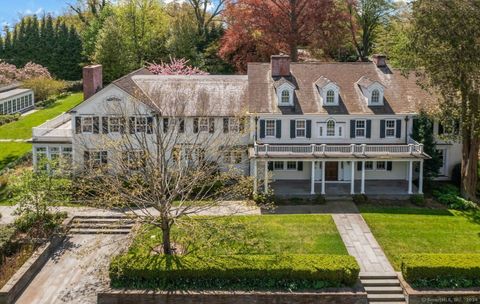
[
  {"left": 432, "top": 184, "right": 478, "bottom": 211},
  {"left": 14, "top": 211, "right": 67, "bottom": 235},
  {"left": 253, "top": 189, "right": 275, "bottom": 205},
  {"left": 314, "top": 194, "right": 326, "bottom": 204},
  {"left": 110, "top": 254, "right": 360, "bottom": 290},
  {"left": 410, "top": 194, "right": 425, "bottom": 206},
  {"left": 352, "top": 194, "right": 368, "bottom": 204},
  {"left": 22, "top": 77, "right": 68, "bottom": 102},
  {"left": 0, "top": 226, "right": 17, "bottom": 262},
  {"left": 0, "top": 114, "right": 21, "bottom": 126},
  {"left": 401, "top": 254, "right": 480, "bottom": 288}
]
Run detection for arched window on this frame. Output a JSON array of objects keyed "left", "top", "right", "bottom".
[
  {"left": 371, "top": 89, "right": 380, "bottom": 103},
  {"left": 326, "top": 90, "right": 335, "bottom": 104},
  {"left": 326, "top": 120, "right": 335, "bottom": 136},
  {"left": 281, "top": 90, "right": 290, "bottom": 104}
]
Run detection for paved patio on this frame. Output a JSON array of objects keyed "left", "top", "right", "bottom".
[
  {"left": 332, "top": 212, "right": 395, "bottom": 275},
  {"left": 271, "top": 179, "right": 417, "bottom": 197}
]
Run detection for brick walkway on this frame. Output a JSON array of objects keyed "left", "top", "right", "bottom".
[{"left": 332, "top": 213, "right": 395, "bottom": 275}]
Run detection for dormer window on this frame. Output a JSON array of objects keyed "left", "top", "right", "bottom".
[
  {"left": 371, "top": 89, "right": 380, "bottom": 104},
  {"left": 315, "top": 76, "right": 340, "bottom": 106},
  {"left": 281, "top": 90, "right": 290, "bottom": 104},
  {"left": 326, "top": 90, "right": 335, "bottom": 104}
]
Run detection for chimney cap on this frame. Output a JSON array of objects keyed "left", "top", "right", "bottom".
[
  {"left": 372, "top": 54, "right": 387, "bottom": 67},
  {"left": 271, "top": 54, "right": 290, "bottom": 59}
]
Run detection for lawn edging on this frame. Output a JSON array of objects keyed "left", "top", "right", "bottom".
[
  {"left": 0, "top": 235, "right": 64, "bottom": 304},
  {"left": 97, "top": 288, "right": 368, "bottom": 304},
  {"left": 398, "top": 272, "right": 480, "bottom": 304}
]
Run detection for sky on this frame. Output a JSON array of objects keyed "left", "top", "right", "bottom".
[{"left": 0, "top": 0, "right": 70, "bottom": 27}]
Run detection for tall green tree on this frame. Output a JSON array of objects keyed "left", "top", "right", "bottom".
[
  {"left": 406, "top": 0, "right": 480, "bottom": 200},
  {"left": 3, "top": 27, "right": 12, "bottom": 61},
  {"left": 346, "top": 0, "right": 394, "bottom": 61}
]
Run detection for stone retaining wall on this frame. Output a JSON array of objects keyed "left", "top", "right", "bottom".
[
  {"left": 98, "top": 289, "right": 368, "bottom": 304},
  {"left": 398, "top": 272, "right": 480, "bottom": 304}
]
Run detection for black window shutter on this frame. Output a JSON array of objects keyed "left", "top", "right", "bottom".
[
  {"left": 120, "top": 118, "right": 126, "bottom": 134},
  {"left": 193, "top": 118, "right": 199, "bottom": 133},
  {"left": 209, "top": 118, "right": 215, "bottom": 133},
  {"left": 83, "top": 151, "right": 90, "bottom": 162},
  {"left": 387, "top": 161, "right": 393, "bottom": 171},
  {"left": 93, "top": 116, "right": 100, "bottom": 134},
  {"left": 357, "top": 161, "right": 362, "bottom": 171},
  {"left": 438, "top": 122, "right": 444, "bottom": 135},
  {"left": 129, "top": 117, "right": 136, "bottom": 134},
  {"left": 101, "top": 151, "right": 108, "bottom": 164},
  {"left": 396, "top": 119, "right": 402, "bottom": 138},
  {"left": 290, "top": 120, "right": 296, "bottom": 138},
  {"left": 306, "top": 120, "right": 312, "bottom": 138},
  {"left": 276, "top": 120, "right": 282, "bottom": 138},
  {"left": 267, "top": 162, "right": 273, "bottom": 171},
  {"left": 297, "top": 161, "right": 303, "bottom": 171},
  {"left": 239, "top": 118, "right": 245, "bottom": 132},
  {"left": 102, "top": 117, "right": 108, "bottom": 134},
  {"left": 259, "top": 120, "right": 265, "bottom": 138},
  {"left": 223, "top": 118, "right": 229, "bottom": 133},
  {"left": 380, "top": 120, "right": 386, "bottom": 138},
  {"left": 75, "top": 117, "right": 82, "bottom": 134},
  {"left": 350, "top": 120, "right": 356, "bottom": 138},
  {"left": 366, "top": 120, "right": 371, "bottom": 138},
  {"left": 179, "top": 118, "right": 185, "bottom": 133},
  {"left": 163, "top": 118, "right": 169, "bottom": 133},
  {"left": 147, "top": 117, "right": 154, "bottom": 134}
]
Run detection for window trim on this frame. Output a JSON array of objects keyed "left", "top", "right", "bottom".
[
  {"left": 326, "top": 90, "right": 335, "bottom": 104},
  {"left": 371, "top": 89, "right": 380, "bottom": 104},
  {"left": 385, "top": 119, "right": 396, "bottom": 138},
  {"left": 365, "top": 161, "right": 374, "bottom": 170},
  {"left": 326, "top": 120, "right": 336, "bottom": 137},
  {"left": 280, "top": 90, "right": 290, "bottom": 104},
  {"left": 286, "top": 161, "right": 298, "bottom": 171},
  {"left": 109, "top": 116, "right": 122, "bottom": 133},
  {"left": 273, "top": 161, "right": 284, "bottom": 170},
  {"left": 82, "top": 117, "right": 94, "bottom": 133},
  {"left": 355, "top": 120, "right": 366, "bottom": 138},
  {"left": 295, "top": 119, "right": 306, "bottom": 138},
  {"left": 265, "top": 119, "right": 276, "bottom": 138},
  {"left": 376, "top": 161, "right": 387, "bottom": 170},
  {"left": 198, "top": 117, "right": 209, "bottom": 132}
]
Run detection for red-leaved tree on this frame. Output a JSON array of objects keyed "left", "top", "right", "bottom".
[
  {"left": 146, "top": 58, "right": 209, "bottom": 75},
  {"left": 219, "top": 0, "right": 346, "bottom": 72}
]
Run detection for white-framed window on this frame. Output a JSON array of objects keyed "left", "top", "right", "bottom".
[
  {"left": 376, "top": 161, "right": 386, "bottom": 170},
  {"left": 266, "top": 119, "right": 276, "bottom": 137},
  {"left": 86, "top": 151, "right": 108, "bottom": 168},
  {"left": 82, "top": 117, "right": 93, "bottom": 133},
  {"left": 365, "top": 161, "right": 373, "bottom": 170},
  {"left": 437, "top": 148, "right": 448, "bottom": 176},
  {"left": 356, "top": 120, "right": 366, "bottom": 138},
  {"left": 296, "top": 120, "right": 306, "bottom": 137},
  {"left": 224, "top": 150, "right": 243, "bottom": 164},
  {"left": 326, "top": 90, "right": 335, "bottom": 104},
  {"left": 286, "top": 161, "right": 297, "bottom": 170},
  {"left": 327, "top": 120, "right": 335, "bottom": 136},
  {"left": 109, "top": 117, "right": 122, "bottom": 133},
  {"left": 135, "top": 117, "right": 147, "bottom": 133},
  {"left": 62, "top": 147, "right": 72, "bottom": 160},
  {"left": 371, "top": 89, "right": 380, "bottom": 104},
  {"left": 281, "top": 90, "right": 290, "bottom": 104},
  {"left": 229, "top": 118, "right": 240, "bottom": 133},
  {"left": 199, "top": 118, "right": 209, "bottom": 132},
  {"left": 125, "top": 150, "right": 146, "bottom": 169},
  {"left": 385, "top": 119, "right": 396, "bottom": 138},
  {"left": 273, "top": 161, "right": 284, "bottom": 170}
]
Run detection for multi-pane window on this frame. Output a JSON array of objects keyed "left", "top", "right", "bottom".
[
  {"left": 266, "top": 120, "right": 276, "bottom": 137},
  {"left": 326, "top": 90, "right": 335, "bottom": 104},
  {"left": 82, "top": 117, "right": 93, "bottom": 133},
  {"left": 385, "top": 120, "right": 396, "bottom": 137},
  {"left": 371, "top": 89, "right": 380, "bottom": 103},
  {"left": 356, "top": 120, "right": 366, "bottom": 137},
  {"left": 281, "top": 90, "right": 290, "bottom": 104},
  {"left": 365, "top": 161, "right": 373, "bottom": 170},
  {"left": 109, "top": 117, "right": 122, "bottom": 133},
  {"left": 199, "top": 118, "right": 209, "bottom": 132},
  {"left": 327, "top": 120, "right": 335, "bottom": 136},
  {"left": 286, "top": 161, "right": 297, "bottom": 170},
  {"left": 224, "top": 150, "right": 243, "bottom": 164},
  {"left": 125, "top": 150, "right": 146, "bottom": 169},
  {"left": 296, "top": 120, "right": 306, "bottom": 137},
  {"left": 86, "top": 151, "right": 108, "bottom": 168},
  {"left": 273, "top": 161, "right": 284, "bottom": 170},
  {"left": 62, "top": 147, "right": 72, "bottom": 161},
  {"left": 376, "top": 161, "right": 386, "bottom": 170},
  {"left": 135, "top": 117, "right": 147, "bottom": 133}
]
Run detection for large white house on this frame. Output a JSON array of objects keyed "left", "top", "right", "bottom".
[{"left": 31, "top": 55, "right": 461, "bottom": 197}]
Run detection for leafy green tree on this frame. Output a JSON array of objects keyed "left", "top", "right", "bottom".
[
  {"left": 406, "top": 0, "right": 480, "bottom": 200},
  {"left": 3, "top": 27, "right": 12, "bottom": 61}
]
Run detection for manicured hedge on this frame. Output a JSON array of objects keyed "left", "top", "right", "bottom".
[
  {"left": 110, "top": 254, "right": 360, "bottom": 290},
  {"left": 401, "top": 254, "right": 480, "bottom": 288}
]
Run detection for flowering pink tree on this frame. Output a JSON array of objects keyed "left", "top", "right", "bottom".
[
  {"left": 0, "top": 61, "right": 51, "bottom": 85},
  {"left": 146, "top": 58, "right": 209, "bottom": 75}
]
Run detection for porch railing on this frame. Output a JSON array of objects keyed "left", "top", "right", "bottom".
[{"left": 254, "top": 139, "right": 424, "bottom": 156}]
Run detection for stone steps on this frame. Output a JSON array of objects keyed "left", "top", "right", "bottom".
[
  {"left": 69, "top": 215, "right": 135, "bottom": 235},
  {"left": 360, "top": 274, "right": 406, "bottom": 304}
]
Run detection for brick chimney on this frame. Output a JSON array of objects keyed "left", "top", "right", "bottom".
[
  {"left": 271, "top": 55, "right": 290, "bottom": 77},
  {"left": 83, "top": 65, "right": 103, "bottom": 100},
  {"left": 372, "top": 54, "right": 387, "bottom": 68}
]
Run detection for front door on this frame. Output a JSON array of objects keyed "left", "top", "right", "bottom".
[{"left": 325, "top": 162, "right": 338, "bottom": 181}]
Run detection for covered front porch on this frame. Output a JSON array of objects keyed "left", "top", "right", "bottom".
[{"left": 270, "top": 180, "right": 418, "bottom": 198}]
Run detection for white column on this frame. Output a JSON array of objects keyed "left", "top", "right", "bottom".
[
  {"left": 350, "top": 161, "right": 355, "bottom": 195},
  {"left": 419, "top": 160, "right": 424, "bottom": 194},
  {"left": 253, "top": 159, "right": 258, "bottom": 194},
  {"left": 408, "top": 160, "right": 413, "bottom": 194},
  {"left": 361, "top": 161, "right": 366, "bottom": 194},
  {"left": 264, "top": 161, "right": 269, "bottom": 194},
  {"left": 310, "top": 160, "right": 315, "bottom": 194},
  {"left": 321, "top": 160, "right": 326, "bottom": 195}
]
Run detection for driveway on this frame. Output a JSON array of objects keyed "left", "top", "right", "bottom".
[{"left": 16, "top": 234, "right": 129, "bottom": 304}]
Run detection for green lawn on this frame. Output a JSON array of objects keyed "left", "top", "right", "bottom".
[
  {"left": 130, "top": 214, "right": 348, "bottom": 256},
  {"left": 361, "top": 206, "right": 480, "bottom": 269},
  {"left": 0, "top": 93, "right": 83, "bottom": 139},
  {"left": 0, "top": 142, "right": 31, "bottom": 171}
]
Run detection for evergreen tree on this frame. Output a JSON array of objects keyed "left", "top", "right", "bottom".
[
  {"left": 3, "top": 27, "right": 12, "bottom": 61},
  {"left": 40, "top": 14, "right": 56, "bottom": 72},
  {"left": 65, "top": 26, "right": 83, "bottom": 80}
]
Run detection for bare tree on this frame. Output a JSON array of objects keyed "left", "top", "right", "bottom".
[
  {"left": 187, "top": 0, "right": 228, "bottom": 38},
  {"left": 74, "top": 82, "right": 256, "bottom": 255},
  {"left": 68, "top": 0, "right": 109, "bottom": 25}
]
